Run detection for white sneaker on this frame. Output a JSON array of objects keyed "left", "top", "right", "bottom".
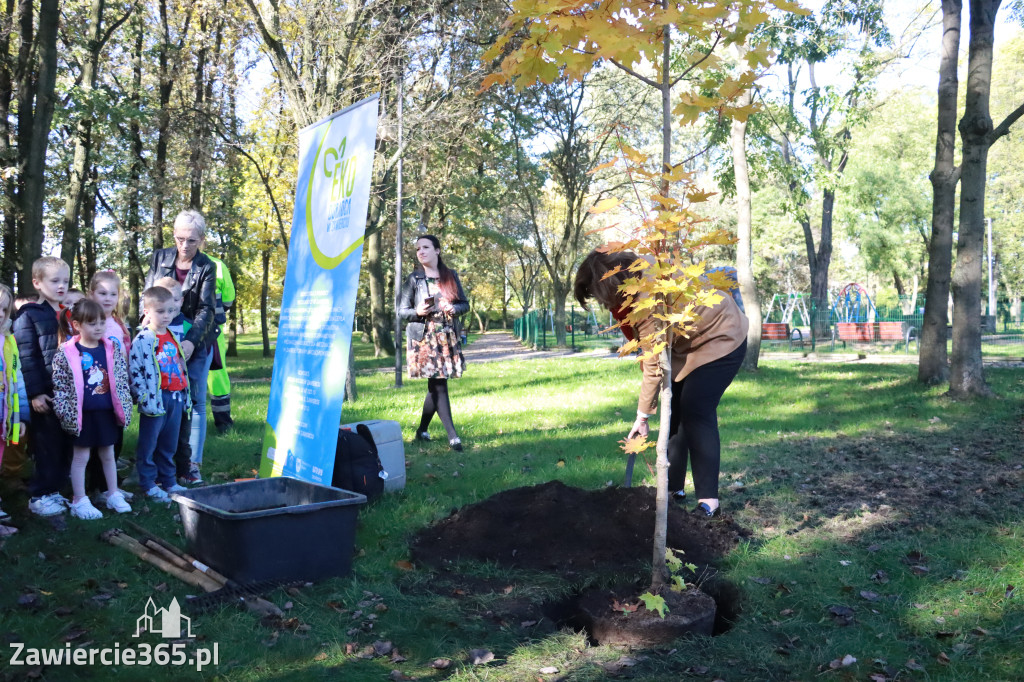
[
  {"left": 69, "top": 497, "right": 103, "bottom": 520},
  {"left": 146, "top": 486, "right": 170, "bottom": 502},
  {"left": 164, "top": 483, "right": 187, "bottom": 494},
  {"left": 0, "top": 502, "right": 10, "bottom": 522},
  {"left": 103, "top": 491, "right": 132, "bottom": 514},
  {"left": 114, "top": 488, "right": 134, "bottom": 502},
  {"left": 28, "top": 493, "right": 67, "bottom": 517}
]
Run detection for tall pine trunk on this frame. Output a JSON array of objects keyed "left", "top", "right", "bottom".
[{"left": 920, "top": 0, "right": 962, "bottom": 384}]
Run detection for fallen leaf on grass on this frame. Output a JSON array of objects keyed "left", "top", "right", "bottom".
[
  {"left": 828, "top": 605, "right": 855, "bottom": 626},
  {"left": 972, "top": 627, "right": 990, "bottom": 636},
  {"left": 154, "top": 582, "right": 168, "bottom": 592},
  {"left": 1006, "top": 585, "right": 1015, "bottom": 599},
  {"left": 779, "top": 609, "right": 794, "bottom": 616},
  {"left": 344, "top": 643, "right": 358, "bottom": 655},
  {"left": 906, "top": 658, "right": 925, "bottom": 671},
  {"left": 62, "top": 628, "right": 88, "bottom": 642},
  {"left": 388, "top": 670, "right": 413, "bottom": 681},
  {"left": 17, "top": 593, "right": 40, "bottom": 609},
  {"left": 937, "top": 651, "right": 951, "bottom": 664},
  {"left": 391, "top": 651, "right": 407, "bottom": 663},
  {"left": 327, "top": 601, "right": 347, "bottom": 614},
  {"left": 430, "top": 658, "right": 451, "bottom": 669},
  {"left": 394, "top": 560, "right": 414, "bottom": 571},
  {"left": 827, "top": 654, "right": 857, "bottom": 669},
  {"left": 839, "top": 560, "right": 853, "bottom": 566},
  {"left": 314, "top": 652, "right": 328, "bottom": 662},
  {"left": 521, "top": 619, "right": 538, "bottom": 628},
  {"left": 469, "top": 649, "right": 494, "bottom": 665},
  {"left": 860, "top": 590, "right": 880, "bottom": 602},
  {"left": 870, "top": 570, "right": 889, "bottom": 584},
  {"left": 928, "top": 416, "right": 941, "bottom": 423},
  {"left": 373, "top": 641, "right": 394, "bottom": 657},
  {"left": 909, "top": 565, "right": 930, "bottom": 576},
  {"left": 539, "top": 666, "right": 559, "bottom": 674}
]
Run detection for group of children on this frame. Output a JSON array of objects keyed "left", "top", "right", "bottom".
[{"left": 0, "top": 256, "right": 200, "bottom": 535}]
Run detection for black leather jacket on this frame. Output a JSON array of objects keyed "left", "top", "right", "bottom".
[
  {"left": 397, "top": 270, "right": 469, "bottom": 344},
  {"left": 145, "top": 248, "right": 218, "bottom": 349}
]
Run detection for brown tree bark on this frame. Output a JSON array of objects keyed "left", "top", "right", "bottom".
[
  {"left": 730, "top": 82, "right": 762, "bottom": 369},
  {"left": 919, "top": 0, "right": 962, "bottom": 385},
  {"left": 16, "top": 0, "right": 59, "bottom": 289},
  {"left": 950, "top": 0, "right": 1006, "bottom": 397},
  {"left": 260, "top": 246, "right": 271, "bottom": 357},
  {"left": 0, "top": 0, "right": 16, "bottom": 284},
  {"left": 60, "top": 0, "right": 106, "bottom": 268}
]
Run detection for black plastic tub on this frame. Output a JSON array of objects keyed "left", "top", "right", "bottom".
[{"left": 170, "top": 477, "right": 366, "bottom": 584}]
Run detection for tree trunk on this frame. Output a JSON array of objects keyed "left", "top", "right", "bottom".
[
  {"left": 60, "top": 0, "right": 105, "bottom": 269},
  {"left": 950, "top": 0, "right": 999, "bottom": 398},
  {"left": 16, "top": 0, "right": 59, "bottom": 288},
  {"left": 0, "top": 0, "right": 16, "bottom": 285},
  {"left": 920, "top": 0, "right": 962, "bottom": 384},
  {"left": 365, "top": 227, "right": 395, "bottom": 357},
  {"left": 730, "top": 80, "right": 761, "bottom": 370},
  {"left": 260, "top": 246, "right": 271, "bottom": 357},
  {"left": 551, "top": 283, "right": 568, "bottom": 346},
  {"left": 651, "top": 23, "right": 672, "bottom": 593},
  {"left": 80, "top": 166, "right": 98, "bottom": 285},
  {"left": 345, "top": 346, "right": 357, "bottom": 402},
  {"left": 126, "top": 15, "right": 145, "bottom": 326},
  {"left": 806, "top": 188, "right": 837, "bottom": 337}
]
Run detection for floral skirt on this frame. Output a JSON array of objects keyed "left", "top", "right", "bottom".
[{"left": 408, "top": 319, "right": 466, "bottom": 379}]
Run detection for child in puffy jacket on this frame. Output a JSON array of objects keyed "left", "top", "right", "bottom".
[{"left": 52, "top": 299, "right": 133, "bottom": 519}]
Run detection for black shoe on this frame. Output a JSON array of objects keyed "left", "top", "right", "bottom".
[
  {"left": 415, "top": 431, "right": 431, "bottom": 442},
  {"left": 449, "top": 438, "right": 463, "bottom": 452},
  {"left": 694, "top": 502, "right": 720, "bottom": 518}
]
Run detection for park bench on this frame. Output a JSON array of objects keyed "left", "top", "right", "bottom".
[
  {"left": 761, "top": 322, "right": 804, "bottom": 350},
  {"left": 876, "top": 321, "right": 918, "bottom": 353},
  {"left": 835, "top": 322, "right": 874, "bottom": 343}
]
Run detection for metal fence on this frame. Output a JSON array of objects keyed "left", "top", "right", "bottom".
[
  {"left": 759, "top": 302, "right": 1024, "bottom": 360},
  {"left": 513, "top": 307, "right": 625, "bottom": 351}
]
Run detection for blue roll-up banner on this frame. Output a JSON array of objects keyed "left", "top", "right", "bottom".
[{"left": 260, "top": 94, "right": 380, "bottom": 483}]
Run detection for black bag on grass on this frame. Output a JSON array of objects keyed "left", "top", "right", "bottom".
[{"left": 332, "top": 424, "right": 385, "bottom": 501}]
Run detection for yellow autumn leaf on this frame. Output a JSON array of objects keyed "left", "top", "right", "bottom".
[
  {"left": 588, "top": 157, "right": 619, "bottom": 174},
  {"left": 590, "top": 197, "right": 621, "bottom": 214}
]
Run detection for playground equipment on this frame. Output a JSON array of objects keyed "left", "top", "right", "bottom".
[
  {"left": 831, "top": 283, "right": 876, "bottom": 323},
  {"left": 761, "top": 292, "right": 809, "bottom": 349}
]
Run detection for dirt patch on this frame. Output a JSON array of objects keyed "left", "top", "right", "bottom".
[{"left": 410, "top": 480, "right": 748, "bottom": 578}]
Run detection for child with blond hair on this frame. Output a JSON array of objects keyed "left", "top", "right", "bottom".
[
  {"left": 14, "top": 256, "right": 73, "bottom": 516},
  {"left": 129, "top": 286, "right": 190, "bottom": 501}
]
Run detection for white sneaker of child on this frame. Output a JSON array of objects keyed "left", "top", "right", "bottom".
[
  {"left": 69, "top": 497, "right": 104, "bottom": 520},
  {"left": 103, "top": 491, "right": 132, "bottom": 514},
  {"left": 146, "top": 486, "right": 170, "bottom": 502},
  {"left": 164, "top": 483, "right": 187, "bottom": 494}
]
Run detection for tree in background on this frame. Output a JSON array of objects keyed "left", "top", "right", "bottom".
[{"left": 763, "top": 0, "right": 892, "bottom": 336}]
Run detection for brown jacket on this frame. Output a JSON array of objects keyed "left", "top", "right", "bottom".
[{"left": 634, "top": 294, "right": 749, "bottom": 415}]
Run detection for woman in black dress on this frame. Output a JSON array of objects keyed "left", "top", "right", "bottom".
[{"left": 398, "top": 235, "right": 468, "bottom": 451}]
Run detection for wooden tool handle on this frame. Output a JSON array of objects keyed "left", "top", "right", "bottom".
[
  {"left": 142, "top": 539, "right": 223, "bottom": 592},
  {"left": 127, "top": 521, "right": 232, "bottom": 587},
  {"left": 102, "top": 530, "right": 213, "bottom": 591}
]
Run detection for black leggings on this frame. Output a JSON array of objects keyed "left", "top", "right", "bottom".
[
  {"left": 418, "top": 378, "right": 458, "bottom": 440},
  {"left": 667, "top": 340, "right": 746, "bottom": 499}
]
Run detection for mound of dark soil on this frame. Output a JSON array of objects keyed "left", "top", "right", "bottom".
[{"left": 410, "top": 480, "right": 748, "bottom": 578}]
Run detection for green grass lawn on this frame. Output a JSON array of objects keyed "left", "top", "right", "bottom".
[{"left": 1, "top": 350, "right": 1022, "bottom": 681}]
